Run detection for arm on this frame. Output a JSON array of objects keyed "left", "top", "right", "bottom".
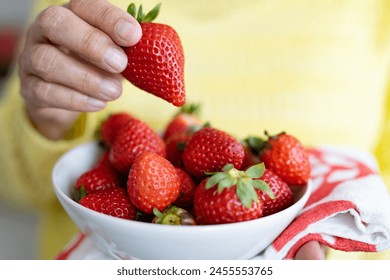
[{"left": 0, "top": 0, "right": 141, "bottom": 208}]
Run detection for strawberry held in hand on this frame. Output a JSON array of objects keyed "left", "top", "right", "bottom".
[{"left": 122, "top": 3, "right": 186, "bottom": 107}]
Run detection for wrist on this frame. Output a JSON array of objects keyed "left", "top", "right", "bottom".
[{"left": 25, "top": 104, "right": 80, "bottom": 141}]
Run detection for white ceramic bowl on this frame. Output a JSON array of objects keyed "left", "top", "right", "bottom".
[{"left": 52, "top": 141, "right": 312, "bottom": 260}]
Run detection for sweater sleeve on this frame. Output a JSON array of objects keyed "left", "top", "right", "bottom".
[
  {"left": 372, "top": 0, "right": 390, "bottom": 193},
  {"left": 374, "top": 85, "right": 390, "bottom": 192}
]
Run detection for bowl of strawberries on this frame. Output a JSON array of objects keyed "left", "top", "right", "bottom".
[{"left": 52, "top": 105, "right": 312, "bottom": 260}]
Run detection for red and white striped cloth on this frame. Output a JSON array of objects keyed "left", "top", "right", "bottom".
[{"left": 55, "top": 146, "right": 390, "bottom": 260}]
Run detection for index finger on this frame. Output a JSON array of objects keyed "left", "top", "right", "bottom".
[{"left": 69, "top": 0, "right": 142, "bottom": 47}]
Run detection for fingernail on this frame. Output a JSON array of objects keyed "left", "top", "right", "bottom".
[
  {"left": 116, "top": 20, "right": 141, "bottom": 45},
  {"left": 104, "top": 47, "right": 127, "bottom": 72},
  {"left": 87, "top": 98, "right": 106, "bottom": 110},
  {"left": 100, "top": 79, "right": 121, "bottom": 100}
]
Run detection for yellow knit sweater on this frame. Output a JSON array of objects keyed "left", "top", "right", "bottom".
[{"left": 1, "top": 0, "right": 390, "bottom": 259}]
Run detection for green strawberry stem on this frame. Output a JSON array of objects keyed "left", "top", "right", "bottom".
[
  {"left": 244, "top": 130, "right": 286, "bottom": 156},
  {"left": 127, "top": 3, "right": 161, "bottom": 23},
  {"left": 178, "top": 103, "right": 201, "bottom": 116},
  {"left": 205, "top": 163, "right": 275, "bottom": 208},
  {"left": 264, "top": 130, "right": 286, "bottom": 140},
  {"left": 176, "top": 141, "right": 187, "bottom": 152},
  {"left": 153, "top": 206, "right": 196, "bottom": 225},
  {"left": 153, "top": 207, "right": 181, "bottom": 224},
  {"left": 243, "top": 136, "right": 267, "bottom": 156},
  {"left": 73, "top": 185, "right": 87, "bottom": 203},
  {"left": 153, "top": 207, "right": 164, "bottom": 218}
]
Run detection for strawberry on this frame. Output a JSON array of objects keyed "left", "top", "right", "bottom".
[
  {"left": 127, "top": 151, "right": 180, "bottom": 214},
  {"left": 193, "top": 163, "right": 274, "bottom": 225},
  {"left": 164, "top": 104, "right": 202, "bottom": 167},
  {"left": 152, "top": 206, "right": 196, "bottom": 225},
  {"left": 109, "top": 118, "right": 166, "bottom": 174},
  {"left": 241, "top": 136, "right": 263, "bottom": 169},
  {"left": 182, "top": 127, "right": 245, "bottom": 178},
  {"left": 174, "top": 167, "right": 196, "bottom": 209},
  {"left": 259, "top": 131, "right": 311, "bottom": 186},
  {"left": 93, "top": 151, "right": 111, "bottom": 169},
  {"left": 122, "top": 3, "right": 185, "bottom": 107},
  {"left": 165, "top": 132, "right": 192, "bottom": 167},
  {"left": 79, "top": 187, "right": 137, "bottom": 220},
  {"left": 255, "top": 169, "right": 294, "bottom": 216},
  {"left": 163, "top": 103, "right": 202, "bottom": 140},
  {"left": 98, "top": 112, "right": 133, "bottom": 148},
  {"left": 74, "top": 152, "right": 122, "bottom": 198}
]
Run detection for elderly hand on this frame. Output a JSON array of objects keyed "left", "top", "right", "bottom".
[{"left": 18, "top": 0, "right": 141, "bottom": 140}]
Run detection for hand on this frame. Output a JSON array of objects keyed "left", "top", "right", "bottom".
[
  {"left": 294, "top": 241, "right": 327, "bottom": 260},
  {"left": 18, "top": 0, "right": 142, "bottom": 140}
]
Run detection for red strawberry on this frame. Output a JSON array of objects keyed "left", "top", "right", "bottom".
[
  {"left": 109, "top": 118, "right": 166, "bottom": 174},
  {"left": 164, "top": 104, "right": 202, "bottom": 167},
  {"left": 93, "top": 151, "right": 111, "bottom": 168},
  {"left": 74, "top": 152, "right": 122, "bottom": 197},
  {"left": 165, "top": 132, "right": 192, "bottom": 167},
  {"left": 182, "top": 127, "right": 245, "bottom": 178},
  {"left": 255, "top": 169, "right": 294, "bottom": 216},
  {"left": 241, "top": 136, "right": 263, "bottom": 169},
  {"left": 127, "top": 151, "right": 180, "bottom": 214},
  {"left": 79, "top": 187, "right": 136, "bottom": 220},
  {"left": 163, "top": 103, "right": 202, "bottom": 140},
  {"left": 260, "top": 131, "right": 311, "bottom": 186},
  {"left": 174, "top": 167, "right": 196, "bottom": 209},
  {"left": 193, "top": 163, "right": 274, "bottom": 225},
  {"left": 122, "top": 3, "right": 185, "bottom": 107},
  {"left": 99, "top": 112, "right": 133, "bottom": 147}
]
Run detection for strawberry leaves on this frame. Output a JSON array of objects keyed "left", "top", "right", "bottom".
[
  {"left": 73, "top": 185, "right": 87, "bottom": 203},
  {"left": 127, "top": 3, "right": 161, "bottom": 23},
  {"left": 205, "top": 163, "right": 275, "bottom": 208},
  {"left": 152, "top": 206, "right": 196, "bottom": 225}
]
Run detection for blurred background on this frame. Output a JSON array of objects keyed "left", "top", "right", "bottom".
[
  {"left": 0, "top": 0, "right": 39, "bottom": 259},
  {"left": 0, "top": 0, "right": 32, "bottom": 79}
]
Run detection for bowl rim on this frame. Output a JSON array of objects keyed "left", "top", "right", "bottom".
[{"left": 52, "top": 141, "right": 312, "bottom": 232}]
